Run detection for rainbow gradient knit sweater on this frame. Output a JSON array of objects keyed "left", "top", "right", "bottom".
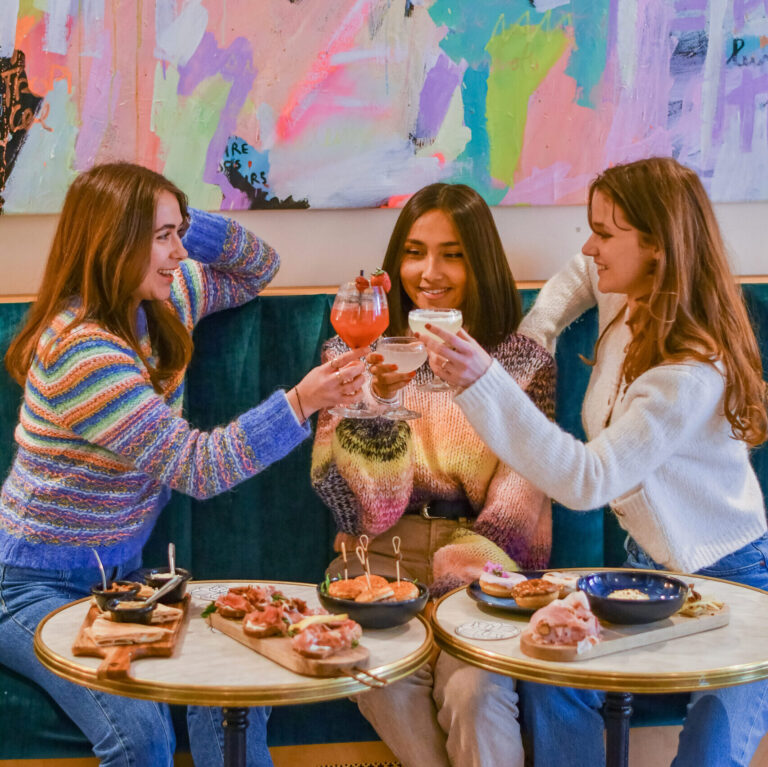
[
  {"left": 0, "top": 209, "right": 310, "bottom": 571},
  {"left": 311, "top": 333, "right": 556, "bottom": 569}
]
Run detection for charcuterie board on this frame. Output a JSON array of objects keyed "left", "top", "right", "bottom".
[
  {"left": 72, "top": 597, "right": 190, "bottom": 680},
  {"left": 207, "top": 611, "right": 369, "bottom": 677},
  {"left": 520, "top": 605, "right": 730, "bottom": 662}
]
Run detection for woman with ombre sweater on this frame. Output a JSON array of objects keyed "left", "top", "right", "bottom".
[
  {"left": 0, "top": 163, "right": 366, "bottom": 767},
  {"left": 311, "top": 183, "right": 556, "bottom": 767}
]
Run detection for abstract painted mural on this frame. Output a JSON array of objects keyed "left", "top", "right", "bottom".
[{"left": 2, "top": 0, "right": 768, "bottom": 213}]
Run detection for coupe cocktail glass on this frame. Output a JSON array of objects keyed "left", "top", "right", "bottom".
[
  {"left": 376, "top": 337, "right": 427, "bottom": 420},
  {"left": 408, "top": 308, "right": 462, "bottom": 391}
]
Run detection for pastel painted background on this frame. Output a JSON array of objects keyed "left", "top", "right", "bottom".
[{"left": 2, "top": 0, "right": 768, "bottom": 213}]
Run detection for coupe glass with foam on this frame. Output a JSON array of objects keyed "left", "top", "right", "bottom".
[
  {"left": 375, "top": 337, "right": 427, "bottom": 420},
  {"left": 408, "top": 308, "right": 462, "bottom": 391},
  {"left": 329, "top": 281, "right": 389, "bottom": 418}
]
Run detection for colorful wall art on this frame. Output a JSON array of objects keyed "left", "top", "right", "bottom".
[{"left": 2, "top": 0, "right": 768, "bottom": 213}]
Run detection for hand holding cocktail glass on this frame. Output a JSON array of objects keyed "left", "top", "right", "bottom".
[
  {"left": 412, "top": 322, "right": 493, "bottom": 392},
  {"left": 408, "top": 308, "right": 463, "bottom": 391},
  {"left": 368, "top": 337, "right": 427, "bottom": 420}
]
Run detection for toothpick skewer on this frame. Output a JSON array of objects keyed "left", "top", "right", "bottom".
[
  {"left": 356, "top": 545, "right": 371, "bottom": 589},
  {"left": 392, "top": 536, "right": 402, "bottom": 584},
  {"left": 341, "top": 540, "right": 348, "bottom": 581}
]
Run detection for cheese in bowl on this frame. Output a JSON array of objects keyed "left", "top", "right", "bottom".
[{"left": 607, "top": 588, "right": 651, "bottom": 600}]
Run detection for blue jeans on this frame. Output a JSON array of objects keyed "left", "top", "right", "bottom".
[
  {"left": 518, "top": 532, "right": 768, "bottom": 767},
  {"left": 0, "top": 557, "right": 273, "bottom": 766}
]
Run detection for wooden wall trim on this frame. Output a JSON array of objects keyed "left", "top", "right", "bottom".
[{"left": 2, "top": 275, "right": 768, "bottom": 304}]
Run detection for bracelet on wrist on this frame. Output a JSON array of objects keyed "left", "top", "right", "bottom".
[{"left": 293, "top": 386, "right": 308, "bottom": 422}]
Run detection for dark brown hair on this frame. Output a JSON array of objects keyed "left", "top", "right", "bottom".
[
  {"left": 382, "top": 183, "right": 521, "bottom": 348},
  {"left": 5, "top": 162, "right": 193, "bottom": 392},
  {"left": 588, "top": 156, "right": 767, "bottom": 446}
]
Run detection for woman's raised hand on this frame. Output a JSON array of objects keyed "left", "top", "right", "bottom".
[
  {"left": 414, "top": 325, "right": 493, "bottom": 391},
  {"left": 367, "top": 351, "right": 416, "bottom": 400},
  {"left": 290, "top": 348, "right": 368, "bottom": 420}
]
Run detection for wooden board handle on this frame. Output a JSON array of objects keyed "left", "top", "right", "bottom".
[{"left": 97, "top": 646, "right": 134, "bottom": 680}]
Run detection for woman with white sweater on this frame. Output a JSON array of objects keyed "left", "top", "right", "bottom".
[{"left": 415, "top": 157, "right": 768, "bottom": 767}]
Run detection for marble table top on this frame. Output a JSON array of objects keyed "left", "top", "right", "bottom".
[
  {"left": 35, "top": 580, "right": 433, "bottom": 706},
  {"left": 432, "top": 569, "right": 768, "bottom": 693}
]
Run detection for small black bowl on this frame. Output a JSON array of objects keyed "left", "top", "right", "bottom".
[
  {"left": 317, "top": 578, "right": 429, "bottom": 629},
  {"left": 105, "top": 598, "right": 156, "bottom": 624},
  {"left": 90, "top": 580, "right": 140, "bottom": 611},
  {"left": 578, "top": 570, "right": 687, "bottom": 625},
  {"left": 144, "top": 568, "right": 191, "bottom": 603}
]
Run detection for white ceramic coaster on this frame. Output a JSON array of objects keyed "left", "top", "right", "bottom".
[{"left": 455, "top": 620, "right": 520, "bottom": 641}]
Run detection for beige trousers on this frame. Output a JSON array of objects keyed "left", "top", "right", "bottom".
[
  {"left": 326, "top": 513, "right": 470, "bottom": 586},
  {"left": 327, "top": 515, "right": 523, "bottom": 767}
]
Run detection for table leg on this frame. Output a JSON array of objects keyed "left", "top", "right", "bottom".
[
  {"left": 602, "top": 691, "right": 633, "bottom": 767},
  {"left": 222, "top": 707, "right": 249, "bottom": 767}
]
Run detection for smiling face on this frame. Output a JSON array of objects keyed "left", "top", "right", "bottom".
[
  {"left": 399, "top": 209, "right": 468, "bottom": 311},
  {"left": 582, "top": 190, "right": 660, "bottom": 306},
  {"left": 132, "top": 190, "right": 188, "bottom": 306}
]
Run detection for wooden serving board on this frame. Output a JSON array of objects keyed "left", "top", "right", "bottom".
[
  {"left": 207, "top": 611, "right": 369, "bottom": 677},
  {"left": 520, "top": 605, "right": 730, "bottom": 662},
  {"left": 72, "top": 597, "right": 190, "bottom": 680}
]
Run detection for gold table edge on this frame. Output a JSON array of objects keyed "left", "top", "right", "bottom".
[
  {"left": 431, "top": 567, "right": 768, "bottom": 694},
  {"left": 33, "top": 579, "right": 434, "bottom": 707}
]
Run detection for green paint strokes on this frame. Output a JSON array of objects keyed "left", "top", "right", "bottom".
[
  {"left": 22, "top": 1, "right": 45, "bottom": 18},
  {"left": 151, "top": 63, "right": 229, "bottom": 210},
  {"left": 485, "top": 17, "right": 568, "bottom": 186}
]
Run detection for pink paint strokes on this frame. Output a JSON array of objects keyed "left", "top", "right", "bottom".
[{"left": 3, "top": 2, "right": 768, "bottom": 212}]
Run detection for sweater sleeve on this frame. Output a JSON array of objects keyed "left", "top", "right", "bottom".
[
  {"left": 38, "top": 331, "right": 310, "bottom": 500},
  {"left": 518, "top": 252, "right": 597, "bottom": 354},
  {"left": 310, "top": 339, "right": 415, "bottom": 536},
  {"left": 455, "top": 358, "right": 724, "bottom": 510},
  {"left": 171, "top": 208, "right": 279, "bottom": 327},
  {"left": 471, "top": 338, "right": 556, "bottom": 568}
]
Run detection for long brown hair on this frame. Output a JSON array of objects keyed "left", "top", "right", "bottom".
[
  {"left": 5, "top": 162, "right": 193, "bottom": 393},
  {"left": 382, "top": 183, "right": 521, "bottom": 348},
  {"left": 589, "top": 157, "right": 767, "bottom": 446}
]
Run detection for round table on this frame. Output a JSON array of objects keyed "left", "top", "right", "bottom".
[
  {"left": 34, "top": 580, "right": 433, "bottom": 767},
  {"left": 431, "top": 569, "right": 768, "bottom": 767}
]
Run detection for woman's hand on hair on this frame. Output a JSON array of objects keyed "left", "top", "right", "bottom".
[
  {"left": 415, "top": 326, "right": 492, "bottom": 391},
  {"left": 293, "top": 348, "right": 368, "bottom": 418},
  {"left": 367, "top": 352, "right": 416, "bottom": 400}
]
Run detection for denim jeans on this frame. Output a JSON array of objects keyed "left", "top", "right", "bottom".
[
  {"left": 518, "top": 532, "right": 768, "bottom": 767},
  {"left": 0, "top": 557, "right": 273, "bottom": 766}
]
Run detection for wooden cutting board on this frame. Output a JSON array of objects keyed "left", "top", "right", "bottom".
[
  {"left": 207, "top": 611, "right": 369, "bottom": 677},
  {"left": 520, "top": 605, "right": 730, "bottom": 662},
  {"left": 72, "top": 597, "right": 190, "bottom": 680}
]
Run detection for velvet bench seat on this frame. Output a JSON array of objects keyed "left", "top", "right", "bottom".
[{"left": 1, "top": 287, "right": 767, "bottom": 764}]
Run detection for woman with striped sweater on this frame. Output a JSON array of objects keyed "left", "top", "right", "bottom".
[{"left": 0, "top": 162, "right": 366, "bottom": 767}]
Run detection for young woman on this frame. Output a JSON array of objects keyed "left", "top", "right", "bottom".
[
  {"left": 0, "top": 162, "right": 366, "bottom": 767},
  {"left": 418, "top": 157, "right": 768, "bottom": 767},
  {"left": 311, "top": 182, "right": 556, "bottom": 767}
]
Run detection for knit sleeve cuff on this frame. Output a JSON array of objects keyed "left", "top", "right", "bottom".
[
  {"left": 182, "top": 208, "right": 233, "bottom": 265},
  {"left": 238, "top": 390, "right": 312, "bottom": 465}
]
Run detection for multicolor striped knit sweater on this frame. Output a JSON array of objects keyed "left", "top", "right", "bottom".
[
  {"left": 0, "top": 209, "right": 310, "bottom": 571},
  {"left": 311, "top": 333, "right": 556, "bottom": 569}
]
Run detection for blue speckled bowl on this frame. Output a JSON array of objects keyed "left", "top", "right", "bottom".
[{"left": 578, "top": 570, "right": 687, "bottom": 625}]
